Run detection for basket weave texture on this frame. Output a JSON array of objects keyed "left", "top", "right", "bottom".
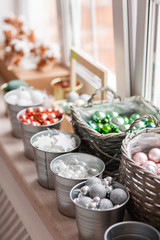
[
  {"left": 71, "top": 91, "right": 160, "bottom": 177},
  {"left": 120, "top": 128, "right": 160, "bottom": 230}
]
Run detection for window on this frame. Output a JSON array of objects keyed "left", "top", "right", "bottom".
[{"left": 134, "top": 0, "right": 160, "bottom": 107}]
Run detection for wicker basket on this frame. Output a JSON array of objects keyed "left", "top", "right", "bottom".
[
  {"left": 120, "top": 128, "right": 160, "bottom": 230},
  {"left": 71, "top": 87, "right": 160, "bottom": 177}
]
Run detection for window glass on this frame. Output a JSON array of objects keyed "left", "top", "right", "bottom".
[{"left": 80, "top": 0, "right": 115, "bottom": 72}]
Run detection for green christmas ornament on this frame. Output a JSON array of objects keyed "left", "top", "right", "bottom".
[
  {"left": 102, "top": 124, "right": 112, "bottom": 134},
  {"left": 102, "top": 117, "right": 111, "bottom": 124},
  {"left": 145, "top": 122, "right": 156, "bottom": 128},
  {"left": 129, "top": 118, "right": 134, "bottom": 124},
  {"left": 112, "top": 116, "right": 124, "bottom": 126},
  {"left": 123, "top": 116, "right": 129, "bottom": 124},
  {"left": 106, "top": 111, "right": 119, "bottom": 118},
  {"left": 134, "top": 120, "right": 145, "bottom": 129},
  {"left": 119, "top": 124, "right": 130, "bottom": 132},
  {"left": 97, "top": 123, "right": 104, "bottom": 133},
  {"left": 87, "top": 120, "right": 98, "bottom": 131},
  {"left": 146, "top": 118, "right": 154, "bottom": 124},
  {"left": 110, "top": 124, "right": 119, "bottom": 133},
  {"left": 130, "top": 113, "right": 141, "bottom": 120},
  {"left": 92, "top": 111, "right": 106, "bottom": 123}
]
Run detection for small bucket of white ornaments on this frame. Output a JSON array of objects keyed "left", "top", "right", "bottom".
[
  {"left": 50, "top": 153, "right": 105, "bottom": 218},
  {"left": 120, "top": 129, "right": 160, "bottom": 230},
  {"left": 31, "top": 129, "right": 81, "bottom": 189},
  {"left": 70, "top": 176, "right": 130, "bottom": 240},
  {"left": 4, "top": 86, "right": 47, "bottom": 138}
]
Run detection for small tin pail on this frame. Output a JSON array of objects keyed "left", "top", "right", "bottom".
[
  {"left": 50, "top": 153, "right": 105, "bottom": 218},
  {"left": 17, "top": 108, "right": 64, "bottom": 160},
  {"left": 70, "top": 181, "right": 130, "bottom": 240},
  {"left": 104, "top": 221, "right": 160, "bottom": 240},
  {"left": 30, "top": 130, "right": 81, "bottom": 189},
  {"left": 50, "top": 77, "right": 83, "bottom": 100},
  {"left": 4, "top": 89, "right": 47, "bottom": 138}
]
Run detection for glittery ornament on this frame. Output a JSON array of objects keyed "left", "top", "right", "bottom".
[
  {"left": 85, "top": 177, "right": 102, "bottom": 187},
  {"left": 78, "top": 196, "right": 93, "bottom": 208},
  {"left": 89, "top": 183, "right": 107, "bottom": 199},
  {"left": 110, "top": 188, "right": 128, "bottom": 205},
  {"left": 99, "top": 198, "right": 113, "bottom": 210}
]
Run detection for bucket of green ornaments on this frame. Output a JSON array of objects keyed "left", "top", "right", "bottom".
[
  {"left": 71, "top": 87, "right": 160, "bottom": 178},
  {"left": 70, "top": 176, "right": 130, "bottom": 240}
]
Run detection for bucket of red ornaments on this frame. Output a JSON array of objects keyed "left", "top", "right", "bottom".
[
  {"left": 70, "top": 176, "right": 130, "bottom": 240},
  {"left": 4, "top": 86, "right": 47, "bottom": 138},
  {"left": 120, "top": 127, "right": 160, "bottom": 230},
  {"left": 30, "top": 129, "right": 81, "bottom": 189},
  {"left": 17, "top": 106, "right": 64, "bottom": 160},
  {"left": 50, "top": 153, "right": 105, "bottom": 218},
  {"left": 71, "top": 87, "right": 160, "bottom": 178}
]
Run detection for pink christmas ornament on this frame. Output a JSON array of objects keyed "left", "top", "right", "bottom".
[
  {"left": 144, "top": 161, "right": 157, "bottom": 175},
  {"left": 148, "top": 148, "right": 160, "bottom": 163},
  {"left": 133, "top": 152, "right": 148, "bottom": 166},
  {"left": 156, "top": 163, "right": 160, "bottom": 175}
]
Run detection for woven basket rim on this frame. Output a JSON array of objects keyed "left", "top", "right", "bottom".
[
  {"left": 121, "top": 127, "right": 160, "bottom": 180},
  {"left": 71, "top": 95, "right": 160, "bottom": 140}
]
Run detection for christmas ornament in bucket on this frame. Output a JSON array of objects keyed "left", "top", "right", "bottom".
[
  {"left": 4, "top": 86, "right": 47, "bottom": 138},
  {"left": 70, "top": 177, "right": 130, "bottom": 240},
  {"left": 17, "top": 106, "right": 64, "bottom": 160},
  {"left": 30, "top": 129, "right": 81, "bottom": 189},
  {"left": 50, "top": 153, "right": 105, "bottom": 218}
]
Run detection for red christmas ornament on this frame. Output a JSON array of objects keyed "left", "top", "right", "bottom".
[
  {"left": 35, "top": 107, "right": 44, "bottom": 114},
  {"left": 42, "top": 120, "right": 51, "bottom": 125},
  {"left": 48, "top": 112, "right": 56, "bottom": 120},
  {"left": 19, "top": 114, "right": 27, "bottom": 122},
  {"left": 26, "top": 107, "right": 34, "bottom": 117},
  {"left": 54, "top": 107, "right": 64, "bottom": 118}
]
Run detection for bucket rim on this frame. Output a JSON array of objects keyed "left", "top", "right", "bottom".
[
  {"left": 104, "top": 221, "right": 160, "bottom": 240},
  {"left": 30, "top": 129, "right": 81, "bottom": 154},
  {"left": 4, "top": 88, "right": 47, "bottom": 107},
  {"left": 50, "top": 152, "right": 105, "bottom": 180}
]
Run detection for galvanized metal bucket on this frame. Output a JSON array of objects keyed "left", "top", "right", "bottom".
[
  {"left": 50, "top": 153, "right": 105, "bottom": 218},
  {"left": 104, "top": 221, "right": 160, "bottom": 240},
  {"left": 4, "top": 89, "right": 47, "bottom": 138},
  {"left": 17, "top": 108, "right": 64, "bottom": 160},
  {"left": 70, "top": 181, "right": 130, "bottom": 240},
  {"left": 30, "top": 130, "right": 81, "bottom": 189}
]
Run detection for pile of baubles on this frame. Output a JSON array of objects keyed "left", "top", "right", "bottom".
[
  {"left": 74, "top": 176, "right": 128, "bottom": 210},
  {"left": 53, "top": 158, "right": 100, "bottom": 179},
  {"left": 32, "top": 131, "right": 76, "bottom": 152},
  {"left": 133, "top": 148, "right": 160, "bottom": 176},
  {"left": 19, "top": 106, "right": 63, "bottom": 126},
  {"left": 87, "top": 111, "right": 156, "bottom": 134},
  {"left": 6, "top": 86, "right": 46, "bottom": 106}
]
